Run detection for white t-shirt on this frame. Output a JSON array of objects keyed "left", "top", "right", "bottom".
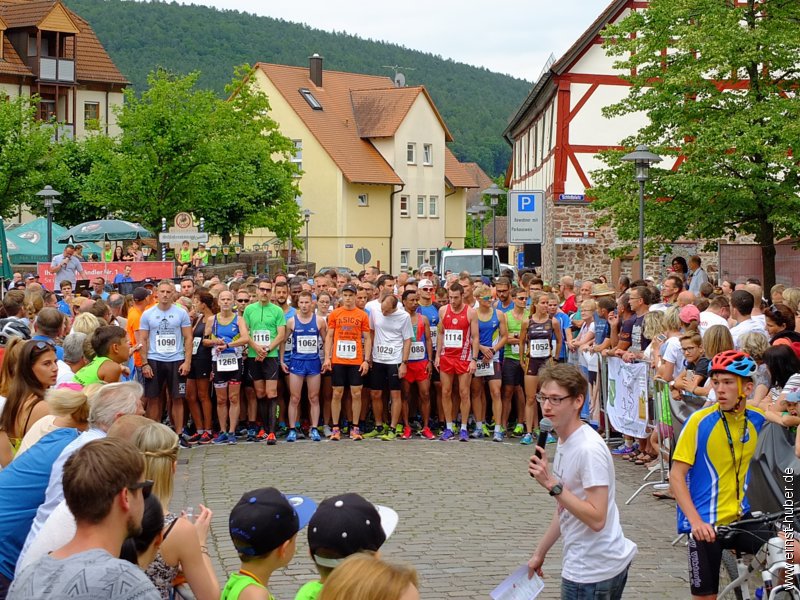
[
  {"left": 730, "top": 318, "right": 768, "bottom": 349},
  {"left": 660, "top": 336, "right": 685, "bottom": 379},
  {"left": 577, "top": 322, "right": 597, "bottom": 371},
  {"left": 140, "top": 304, "right": 191, "bottom": 362},
  {"left": 369, "top": 308, "right": 413, "bottom": 365},
  {"left": 699, "top": 310, "right": 728, "bottom": 337},
  {"left": 56, "top": 361, "right": 76, "bottom": 386},
  {"left": 551, "top": 424, "right": 637, "bottom": 584}
]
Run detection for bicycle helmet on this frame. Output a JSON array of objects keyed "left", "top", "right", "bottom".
[
  {"left": 709, "top": 350, "right": 756, "bottom": 377},
  {"left": 0, "top": 318, "right": 31, "bottom": 346}
]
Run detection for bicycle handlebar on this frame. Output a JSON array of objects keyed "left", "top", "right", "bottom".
[{"left": 715, "top": 510, "right": 789, "bottom": 540}]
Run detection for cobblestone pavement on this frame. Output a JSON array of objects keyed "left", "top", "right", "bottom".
[{"left": 172, "top": 435, "right": 691, "bottom": 599}]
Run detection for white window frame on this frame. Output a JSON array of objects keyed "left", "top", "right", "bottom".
[
  {"left": 428, "top": 195, "right": 438, "bottom": 218},
  {"left": 400, "top": 249, "right": 410, "bottom": 271},
  {"left": 416, "top": 249, "right": 426, "bottom": 268},
  {"left": 291, "top": 139, "right": 302, "bottom": 175},
  {"left": 407, "top": 143, "right": 416, "bottom": 165},
  {"left": 357, "top": 194, "right": 369, "bottom": 207},
  {"left": 399, "top": 195, "right": 410, "bottom": 217},
  {"left": 416, "top": 195, "right": 426, "bottom": 218},
  {"left": 84, "top": 102, "right": 100, "bottom": 129},
  {"left": 423, "top": 143, "right": 433, "bottom": 165},
  {"left": 429, "top": 249, "right": 438, "bottom": 270}
]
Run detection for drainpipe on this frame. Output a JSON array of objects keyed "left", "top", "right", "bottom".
[{"left": 389, "top": 183, "right": 405, "bottom": 274}]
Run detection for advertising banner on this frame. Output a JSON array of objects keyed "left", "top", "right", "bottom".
[{"left": 37, "top": 261, "right": 174, "bottom": 290}]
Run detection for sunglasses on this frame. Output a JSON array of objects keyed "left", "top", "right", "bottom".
[
  {"left": 420, "top": 287, "right": 433, "bottom": 291},
  {"left": 259, "top": 287, "right": 272, "bottom": 292},
  {"left": 128, "top": 479, "right": 154, "bottom": 499},
  {"left": 32, "top": 340, "right": 55, "bottom": 351},
  {"left": 236, "top": 299, "right": 249, "bottom": 303}
]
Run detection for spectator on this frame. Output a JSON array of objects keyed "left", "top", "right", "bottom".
[
  {"left": 317, "top": 554, "right": 420, "bottom": 600},
  {"left": 15, "top": 386, "right": 90, "bottom": 456}
]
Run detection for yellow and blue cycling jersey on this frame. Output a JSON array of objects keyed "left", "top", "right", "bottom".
[{"left": 673, "top": 404, "right": 766, "bottom": 534}]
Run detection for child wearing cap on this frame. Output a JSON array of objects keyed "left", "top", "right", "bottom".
[
  {"left": 223, "top": 487, "right": 316, "bottom": 600},
  {"left": 295, "top": 493, "right": 398, "bottom": 600},
  {"left": 765, "top": 390, "right": 800, "bottom": 431}
]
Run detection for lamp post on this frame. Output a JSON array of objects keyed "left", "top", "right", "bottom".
[
  {"left": 141, "top": 245, "right": 152, "bottom": 261},
  {"left": 210, "top": 245, "right": 218, "bottom": 266},
  {"left": 235, "top": 244, "right": 242, "bottom": 261},
  {"left": 482, "top": 183, "right": 505, "bottom": 277},
  {"left": 36, "top": 186, "right": 61, "bottom": 260},
  {"left": 303, "top": 209, "right": 314, "bottom": 265},
  {"left": 473, "top": 205, "right": 490, "bottom": 276},
  {"left": 222, "top": 244, "right": 230, "bottom": 265},
  {"left": 621, "top": 145, "right": 662, "bottom": 280}
]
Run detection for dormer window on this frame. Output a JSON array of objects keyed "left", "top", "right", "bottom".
[{"left": 299, "top": 88, "right": 322, "bottom": 110}]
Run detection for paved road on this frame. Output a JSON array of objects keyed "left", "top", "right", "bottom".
[{"left": 172, "top": 435, "right": 691, "bottom": 599}]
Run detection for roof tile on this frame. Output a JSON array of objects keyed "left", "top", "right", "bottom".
[
  {"left": 0, "top": 34, "right": 32, "bottom": 76},
  {"left": 445, "top": 148, "right": 478, "bottom": 189}
]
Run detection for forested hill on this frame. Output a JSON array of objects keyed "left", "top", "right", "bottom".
[{"left": 64, "top": 0, "right": 532, "bottom": 176}]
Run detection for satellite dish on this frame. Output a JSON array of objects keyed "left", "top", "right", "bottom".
[{"left": 394, "top": 72, "right": 406, "bottom": 88}]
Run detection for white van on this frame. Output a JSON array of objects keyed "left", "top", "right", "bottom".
[{"left": 438, "top": 249, "right": 501, "bottom": 278}]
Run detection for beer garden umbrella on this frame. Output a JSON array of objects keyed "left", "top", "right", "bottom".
[{"left": 58, "top": 219, "right": 154, "bottom": 243}]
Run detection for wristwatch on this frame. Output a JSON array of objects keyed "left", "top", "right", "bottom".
[{"left": 549, "top": 483, "right": 563, "bottom": 497}]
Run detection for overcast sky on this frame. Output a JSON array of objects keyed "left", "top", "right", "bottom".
[{"left": 171, "top": 0, "right": 613, "bottom": 81}]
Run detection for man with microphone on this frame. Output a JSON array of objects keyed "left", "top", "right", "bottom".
[
  {"left": 527, "top": 363, "right": 636, "bottom": 598},
  {"left": 50, "top": 244, "right": 86, "bottom": 289}
]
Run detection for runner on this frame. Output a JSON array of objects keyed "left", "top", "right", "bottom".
[
  {"left": 500, "top": 286, "right": 529, "bottom": 442},
  {"left": 323, "top": 283, "right": 371, "bottom": 441},
  {"left": 274, "top": 280, "right": 294, "bottom": 435},
  {"left": 519, "top": 291, "right": 563, "bottom": 445},
  {"left": 401, "top": 289, "right": 435, "bottom": 440},
  {"left": 435, "top": 282, "right": 479, "bottom": 442},
  {"left": 206, "top": 291, "right": 249, "bottom": 444},
  {"left": 243, "top": 277, "right": 286, "bottom": 445},
  {"left": 470, "top": 283, "right": 508, "bottom": 439},
  {"left": 315, "top": 292, "right": 334, "bottom": 436},
  {"left": 494, "top": 277, "right": 513, "bottom": 313},
  {"left": 280, "top": 291, "right": 327, "bottom": 442},
  {"left": 138, "top": 279, "right": 193, "bottom": 433},
  {"left": 234, "top": 289, "right": 259, "bottom": 441},
  {"left": 186, "top": 290, "right": 215, "bottom": 444}
]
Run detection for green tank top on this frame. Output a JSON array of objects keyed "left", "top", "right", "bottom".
[
  {"left": 74, "top": 356, "right": 111, "bottom": 386},
  {"left": 222, "top": 572, "right": 274, "bottom": 600},
  {"left": 103, "top": 249, "right": 114, "bottom": 261},
  {"left": 504, "top": 309, "right": 529, "bottom": 361},
  {"left": 179, "top": 249, "right": 192, "bottom": 262}
]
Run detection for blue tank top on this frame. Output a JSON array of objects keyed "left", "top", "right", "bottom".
[
  {"left": 283, "top": 307, "right": 296, "bottom": 358},
  {"left": 495, "top": 300, "right": 514, "bottom": 314},
  {"left": 417, "top": 303, "right": 439, "bottom": 351},
  {"left": 477, "top": 308, "right": 501, "bottom": 362},
  {"left": 291, "top": 313, "right": 320, "bottom": 361},
  {"left": 212, "top": 314, "right": 241, "bottom": 356}
]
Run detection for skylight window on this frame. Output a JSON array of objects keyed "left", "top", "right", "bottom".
[{"left": 299, "top": 88, "right": 322, "bottom": 110}]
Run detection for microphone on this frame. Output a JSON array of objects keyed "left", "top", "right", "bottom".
[{"left": 535, "top": 418, "right": 554, "bottom": 459}]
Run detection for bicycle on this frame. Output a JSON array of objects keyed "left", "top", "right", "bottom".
[{"left": 715, "top": 510, "right": 799, "bottom": 600}]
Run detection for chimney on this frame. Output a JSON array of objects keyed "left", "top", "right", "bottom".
[{"left": 309, "top": 53, "right": 323, "bottom": 87}]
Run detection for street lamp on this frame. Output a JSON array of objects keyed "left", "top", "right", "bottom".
[
  {"left": 36, "top": 185, "right": 61, "bottom": 260},
  {"left": 482, "top": 183, "right": 506, "bottom": 277},
  {"left": 234, "top": 244, "right": 242, "bottom": 260},
  {"left": 473, "top": 205, "right": 490, "bottom": 276},
  {"left": 222, "top": 244, "right": 230, "bottom": 264},
  {"left": 303, "top": 209, "right": 314, "bottom": 265},
  {"left": 141, "top": 245, "right": 152, "bottom": 260},
  {"left": 210, "top": 245, "right": 218, "bottom": 266},
  {"left": 621, "top": 144, "right": 662, "bottom": 280}
]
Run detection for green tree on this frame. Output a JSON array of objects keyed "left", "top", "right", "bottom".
[
  {"left": 0, "top": 95, "right": 55, "bottom": 219},
  {"left": 590, "top": 0, "right": 800, "bottom": 289}
]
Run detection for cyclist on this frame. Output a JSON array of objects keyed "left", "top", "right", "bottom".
[{"left": 671, "top": 350, "right": 767, "bottom": 599}]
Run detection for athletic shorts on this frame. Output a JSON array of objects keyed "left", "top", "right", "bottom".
[
  {"left": 526, "top": 357, "right": 549, "bottom": 377},
  {"left": 144, "top": 359, "right": 186, "bottom": 399},
  {"left": 188, "top": 359, "right": 211, "bottom": 380},
  {"left": 439, "top": 354, "right": 472, "bottom": 376},
  {"left": 474, "top": 361, "right": 501, "bottom": 381},
  {"left": 289, "top": 357, "right": 322, "bottom": 377},
  {"left": 332, "top": 364, "right": 363, "bottom": 388},
  {"left": 212, "top": 359, "right": 243, "bottom": 387},
  {"left": 501, "top": 358, "right": 524, "bottom": 387},
  {"left": 370, "top": 362, "right": 401, "bottom": 391},
  {"left": 248, "top": 356, "right": 280, "bottom": 382},
  {"left": 403, "top": 360, "right": 429, "bottom": 383}
]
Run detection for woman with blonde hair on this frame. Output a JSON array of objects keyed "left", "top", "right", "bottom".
[
  {"left": 132, "top": 422, "right": 219, "bottom": 600},
  {"left": 15, "top": 385, "right": 91, "bottom": 455},
  {"left": 318, "top": 553, "right": 420, "bottom": 600},
  {"left": 738, "top": 332, "right": 771, "bottom": 406},
  {"left": 781, "top": 287, "right": 800, "bottom": 331},
  {"left": 71, "top": 312, "right": 101, "bottom": 336},
  {"left": 702, "top": 324, "right": 734, "bottom": 361}
]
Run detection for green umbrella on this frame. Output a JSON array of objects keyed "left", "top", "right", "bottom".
[
  {"left": 58, "top": 219, "right": 154, "bottom": 243},
  {"left": 6, "top": 218, "right": 102, "bottom": 263},
  {"left": 0, "top": 218, "right": 13, "bottom": 280}
]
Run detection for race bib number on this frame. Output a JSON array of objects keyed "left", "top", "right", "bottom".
[
  {"left": 374, "top": 344, "right": 397, "bottom": 363},
  {"left": 409, "top": 342, "right": 425, "bottom": 361},
  {"left": 529, "top": 339, "right": 551, "bottom": 358},
  {"left": 476, "top": 360, "right": 494, "bottom": 377},
  {"left": 217, "top": 353, "right": 239, "bottom": 372},
  {"left": 296, "top": 335, "right": 318, "bottom": 354},
  {"left": 430, "top": 328, "right": 438, "bottom": 349},
  {"left": 443, "top": 329, "right": 463, "bottom": 349},
  {"left": 284, "top": 334, "right": 293, "bottom": 352},
  {"left": 510, "top": 344, "right": 520, "bottom": 355},
  {"left": 192, "top": 337, "right": 201, "bottom": 355},
  {"left": 336, "top": 340, "right": 357, "bottom": 360},
  {"left": 253, "top": 330, "right": 270, "bottom": 346},
  {"left": 155, "top": 333, "right": 177, "bottom": 352}
]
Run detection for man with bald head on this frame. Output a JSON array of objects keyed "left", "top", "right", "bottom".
[
  {"left": 744, "top": 283, "right": 766, "bottom": 329},
  {"left": 676, "top": 291, "right": 695, "bottom": 308},
  {"left": 559, "top": 276, "right": 578, "bottom": 314}
]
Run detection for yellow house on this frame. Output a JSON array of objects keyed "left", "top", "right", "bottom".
[
  {"left": 248, "top": 56, "right": 476, "bottom": 273},
  {"left": 0, "top": 0, "right": 127, "bottom": 139}
]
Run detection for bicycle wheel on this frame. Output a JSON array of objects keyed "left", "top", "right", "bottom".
[{"left": 718, "top": 550, "right": 744, "bottom": 600}]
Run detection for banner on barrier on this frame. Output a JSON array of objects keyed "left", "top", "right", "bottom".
[
  {"left": 605, "top": 357, "right": 649, "bottom": 438},
  {"left": 37, "top": 262, "right": 174, "bottom": 291}
]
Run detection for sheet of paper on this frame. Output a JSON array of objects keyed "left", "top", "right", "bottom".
[{"left": 490, "top": 564, "right": 545, "bottom": 600}]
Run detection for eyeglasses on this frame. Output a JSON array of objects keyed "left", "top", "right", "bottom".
[
  {"left": 259, "top": 287, "right": 272, "bottom": 292},
  {"left": 536, "top": 393, "right": 573, "bottom": 405},
  {"left": 128, "top": 479, "right": 154, "bottom": 499},
  {"left": 681, "top": 346, "right": 699, "bottom": 352},
  {"left": 236, "top": 299, "right": 249, "bottom": 303}
]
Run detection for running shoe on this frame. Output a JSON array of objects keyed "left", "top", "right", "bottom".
[
  {"left": 611, "top": 444, "right": 637, "bottom": 455},
  {"left": 330, "top": 427, "right": 341, "bottom": 441},
  {"left": 512, "top": 423, "right": 525, "bottom": 437},
  {"left": 212, "top": 432, "right": 228, "bottom": 444},
  {"left": 482, "top": 423, "right": 492, "bottom": 438},
  {"left": 323, "top": 425, "right": 332, "bottom": 438},
  {"left": 286, "top": 429, "right": 297, "bottom": 443},
  {"left": 266, "top": 432, "right": 277, "bottom": 445},
  {"left": 363, "top": 426, "right": 385, "bottom": 439},
  {"left": 295, "top": 426, "right": 306, "bottom": 440},
  {"left": 520, "top": 433, "right": 533, "bottom": 445},
  {"left": 310, "top": 428, "right": 322, "bottom": 442},
  {"left": 401, "top": 425, "right": 412, "bottom": 440},
  {"left": 197, "top": 431, "right": 214, "bottom": 445},
  {"left": 420, "top": 427, "right": 435, "bottom": 440},
  {"left": 187, "top": 431, "right": 202, "bottom": 443},
  {"left": 236, "top": 426, "right": 248, "bottom": 438},
  {"left": 492, "top": 430, "right": 504, "bottom": 443},
  {"left": 440, "top": 429, "right": 455, "bottom": 441},
  {"left": 380, "top": 429, "right": 397, "bottom": 441},
  {"left": 470, "top": 428, "right": 485, "bottom": 439},
  {"left": 179, "top": 433, "right": 194, "bottom": 448},
  {"left": 278, "top": 425, "right": 289, "bottom": 438},
  {"left": 227, "top": 434, "right": 237, "bottom": 445},
  {"left": 458, "top": 429, "right": 469, "bottom": 442},
  {"left": 350, "top": 427, "right": 363, "bottom": 441},
  {"left": 247, "top": 427, "right": 256, "bottom": 442},
  {"left": 256, "top": 428, "right": 267, "bottom": 442}
]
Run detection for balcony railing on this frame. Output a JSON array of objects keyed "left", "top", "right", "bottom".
[{"left": 39, "top": 57, "right": 75, "bottom": 83}]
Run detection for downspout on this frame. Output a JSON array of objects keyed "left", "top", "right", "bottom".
[{"left": 389, "top": 183, "right": 405, "bottom": 274}]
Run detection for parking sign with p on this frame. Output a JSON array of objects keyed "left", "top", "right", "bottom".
[
  {"left": 517, "top": 195, "right": 535, "bottom": 212},
  {"left": 508, "top": 190, "right": 545, "bottom": 244}
]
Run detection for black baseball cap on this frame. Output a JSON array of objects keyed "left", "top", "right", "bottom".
[
  {"left": 229, "top": 487, "right": 316, "bottom": 557},
  {"left": 132, "top": 287, "right": 150, "bottom": 301},
  {"left": 341, "top": 283, "right": 357, "bottom": 294},
  {"left": 307, "top": 493, "right": 398, "bottom": 568}
]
